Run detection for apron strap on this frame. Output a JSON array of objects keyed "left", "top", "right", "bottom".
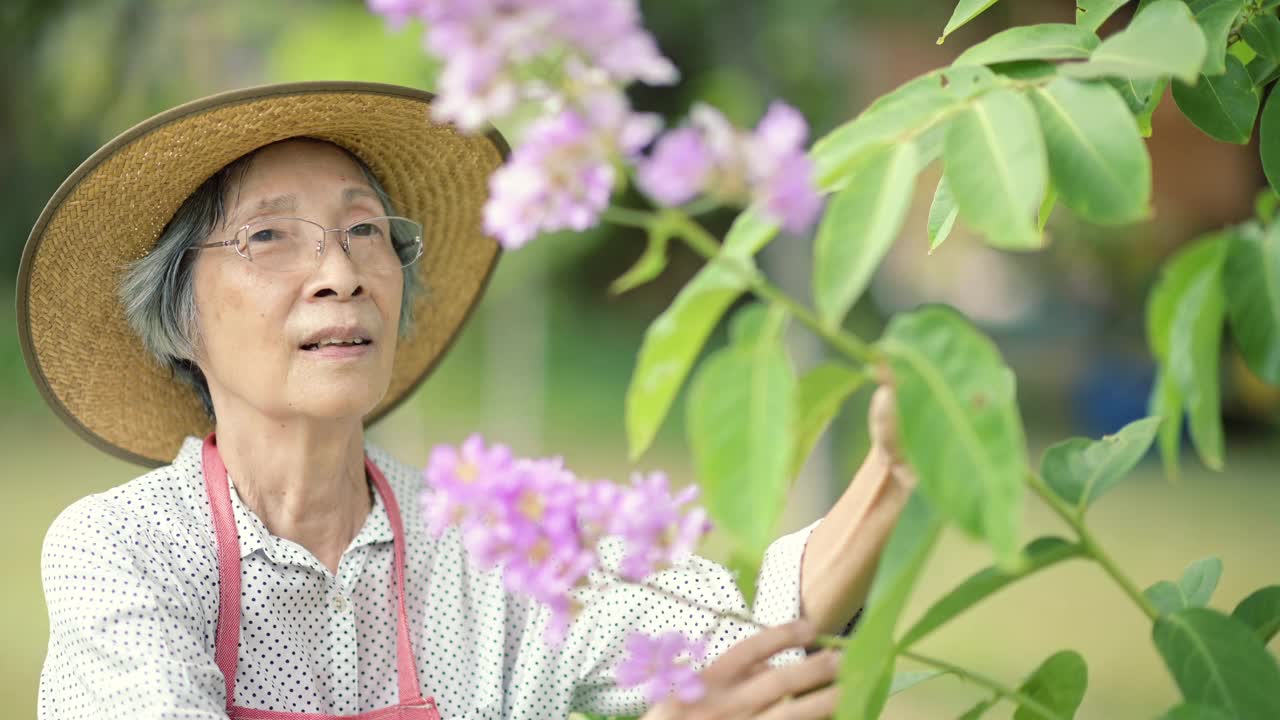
[
  {"left": 202, "top": 435, "right": 243, "bottom": 708},
  {"left": 202, "top": 434, "right": 426, "bottom": 710},
  {"left": 364, "top": 455, "right": 427, "bottom": 704}
]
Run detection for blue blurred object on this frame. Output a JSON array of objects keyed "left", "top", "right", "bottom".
[{"left": 1073, "top": 353, "right": 1161, "bottom": 438}]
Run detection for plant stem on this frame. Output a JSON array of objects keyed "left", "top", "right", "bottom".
[
  {"left": 670, "top": 212, "right": 879, "bottom": 366},
  {"left": 601, "top": 205, "right": 656, "bottom": 229},
  {"left": 596, "top": 569, "right": 766, "bottom": 631},
  {"left": 596, "top": 569, "right": 849, "bottom": 650},
  {"left": 900, "top": 650, "right": 1066, "bottom": 720},
  {"left": 1026, "top": 472, "right": 1160, "bottom": 622},
  {"left": 602, "top": 205, "right": 878, "bottom": 366}
]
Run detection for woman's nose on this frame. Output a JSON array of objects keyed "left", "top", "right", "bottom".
[{"left": 307, "top": 229, "right": 364, "bottom": 298}]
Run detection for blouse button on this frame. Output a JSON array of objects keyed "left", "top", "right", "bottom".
[{"left": 332, "top": 594, "right": 348, "bottom": 613}]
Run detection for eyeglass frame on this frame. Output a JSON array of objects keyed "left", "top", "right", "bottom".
[{"left": 188, "top": 215, "right": 425, "bottom": 271}]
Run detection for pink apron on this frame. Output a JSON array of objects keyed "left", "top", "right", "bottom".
[{"left": 202, "top": 435, "right": 443, "bottom": 720}]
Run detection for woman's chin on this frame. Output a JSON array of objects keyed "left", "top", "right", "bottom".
[{"left": 288, "top": 385, "right": 388, "bottom": 422}]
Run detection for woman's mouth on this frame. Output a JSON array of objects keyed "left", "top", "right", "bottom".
[
  {"left": 300, "top": 337, "right": 372, "bottom": 351},
  {"left": 299, "top": 328, "right": 375, "bottom": 358}
]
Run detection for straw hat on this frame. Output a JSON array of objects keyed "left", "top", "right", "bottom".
[{"left": 16, "top": 81, "right": 509, "bottom": 467}]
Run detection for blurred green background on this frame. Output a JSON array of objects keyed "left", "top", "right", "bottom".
[{"left": 2, "top": 0, "right": 1278, "bottom": 717}]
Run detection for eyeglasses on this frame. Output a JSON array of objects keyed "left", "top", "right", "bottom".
[{"left": 191, "top": 216, "right": 424, "bottom": 273}]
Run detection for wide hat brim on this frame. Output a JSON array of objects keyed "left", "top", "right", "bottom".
[{"left": 17, "top": 81, "right": 508, "bottom": 467}]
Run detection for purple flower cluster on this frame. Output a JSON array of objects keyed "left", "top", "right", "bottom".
[
  {"left": 482, "top": 73, "right": 662, "bottom": 248},
  {"left": 421, "top": 434, "right": 711, "bottom": 643},
  {"left": 366, "top": 0, "right": 675, "bottom": 131},
  {"left": 638, "top": 102, "right": 824, "bottom": 234},
  {"left": 367, "top": 0, "right": 825, "bottom": 250},
  {"left": 616, "top": 630, "right": 708, "bottom": 704}
]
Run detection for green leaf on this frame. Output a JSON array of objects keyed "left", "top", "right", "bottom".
[
  {"left": 1030, "top": 77, "right": 1153, "bottom": 224},
  {"left": 1111, "top": 76, "right": 1158, "bottom": 114},
  {"left": 1168, "top": 239, "right": 1228, "bottom": 470},
  {"left": 790, "top": 362, "right": 867, "bottom": 481},
  {"left": 1148, "top": 367, "right": 1185, "bottom": 477},
  {"left": 813, "top": 66, "right": 997, "bottom": 191},
  {"left": 1191, "top": 0, "right": 1245, "bottom": 76},
  {"left": 929, "top": 175, "right": 960, "bottom": 253},
  {"left": 813, "top": 74, "right": 949, "bottom": 191},
  {"left": 1013, "top": 650, "right": 1088, "bottom": 720},
  {"left": 914, "top": 123, "right": 948, "bottom": 172},
  {"left": 813, "top": 142, "right": 919, "bottom": 328},
  {"left": 941, "top": 0, "right": 1003, "bottom": 42},
  {"left": 1153, "top": 607, "right": 1280, "bottom": 719},
  {"left": 1225, "top": 223, "right": 1280, "bottom": 384},
  {"left": 627, "top": 270, "right": 743, "bottom": 460},
  {"left": 1232, "top": 586, "right": 1280, "bottom": 644},
  {"left": 990, "top": 60, "right": 1060, "bottom": 81},
  {"left": 1148, "top": 580, "right": 1188, "bottom": 615},
  {"left": 1259, "top": 191, "right": 1280, "bottom": 225},
  {"left": 878, "top": 306, "right": 1027, "bottom": 565},
  {"left": 1231, "top": 38, "right": 1258, "bottom": 66},
  {"left": 943, "top": 89, "right": 1048, "bottom": 250},
  {"left": 1247, "top": 55, "right": 1280, "bottom": 89},
  {"left": 1110, "top": 70, "right": 1169, "bottom": 138},
  {"left": 1076, "top": 0, "right": 1133, "bottom": 33},
  {"left": 1038, "top": 185, "right": 1058, "bottom": 231},
  {"left": 1145, "top": 558, "right": 1224, "bottom": 615},
  {"left": 625, "top": 210, "right": 778, "bottom": 459},
  {"left": 837, "top": 494, "right": 943, "bottom": 720},
  {"left": 728, "top": 547, "right": 762, "bottom": 608},
  {"left": 1172, "top": 56, "right": 1260, "bottom": 144},
  {"left": 1040, "top": 417, "right": 1160, "bottom": 512},
  {"left": 889, "top": 669, "right": 947, "bottom": 695},
  {"left": 1146, "top": 236, "right": 1229, "bottom": 472},
  {"left": 958, "top": 699, "right": 998, "bottom": 719},
  {"left": 1260, "top": 87, "right": 1280, "bottom": 195},
  {"left": 1162, "top": 704, "right": 1235, "bottom": 720},
  {"left": 686, "top": 317, "right": 795, "bottom": 556},
  {"left": 954, "top": 24, "right": 1100, "bottom": 67},
  {"left": 1139, "top": 78, "right": 1170, "bottom": 136},
  {"left": 610, "top": 223, "right": 670, "bottom": 295},
  {"left": 899, "top": 537, "right": 1082, "bottom": 648},
  {"left": 728, "top": 302, "right": 785, "bottom": 346},
  {"left": 1181, "top": 556, "right": 1224, "bottom": 607},
  {"left": 723, "top": 206, "right": 784, "bottom": 258},
  {"left": 1061, "top": 0, "right": 1208, "bottom": 84},
  {"left": 1243, "top": 16, "right": 1280, "bottom": 84},
  {"left": 1243, "top": 16, "right": 1280, "bottom": 62}
]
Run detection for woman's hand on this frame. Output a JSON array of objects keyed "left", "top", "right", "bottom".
[
  {"left": 640, "top": 621, "right": 841, "bottom": 720},
  {"left": 867, "top": 383, "right": 918, "bottom": 493},
  {"left": 799, "top": 382, "right": 918, "bottom": 635}
]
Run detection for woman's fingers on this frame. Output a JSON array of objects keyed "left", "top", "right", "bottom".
[
  {"left": 701, "top": 620, "right": 816, "bottom": 686},
  {"left": 867, "top": 385, "right": 900, "bottom": 457},
  {"left": 719, "top": 650, "right": 842, "bottom": 716},
  {"left": 868, "top": 384, "right": 918, "bottom": 492},
  {"left": 755, "top": 684, "right": 841, "bottom": 720}
]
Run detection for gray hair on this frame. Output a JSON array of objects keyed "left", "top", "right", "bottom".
[{"left": 119, "top": 139, "right": 422, "bottom": 420}]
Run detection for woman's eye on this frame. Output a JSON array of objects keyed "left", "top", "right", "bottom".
[
  {"left": 349, "top": 222, "right": 383, "bottom": 238},
  {"left": 248, "top": 228, "right": 279, "bottom": 243}
]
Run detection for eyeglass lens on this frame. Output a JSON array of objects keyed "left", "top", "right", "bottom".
[{"left": 236, "top": 217, "right": 423, "bottom": 271}]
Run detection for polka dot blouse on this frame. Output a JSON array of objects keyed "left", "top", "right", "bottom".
[{"left": 39, "top": 436, "right": 816, "bottom": 719}]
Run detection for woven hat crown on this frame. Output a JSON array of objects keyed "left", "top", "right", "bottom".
[{"left": 17, "top": 82, "right": 507, "bottom": 466}]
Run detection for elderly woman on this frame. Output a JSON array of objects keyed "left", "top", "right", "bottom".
[{"left": 21, "top": 83, "right": 914, "bottom": 719}]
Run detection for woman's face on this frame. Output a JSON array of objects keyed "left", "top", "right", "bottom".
[{"left": 191, "top": 140, "right": 404, "bottom": 424}]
